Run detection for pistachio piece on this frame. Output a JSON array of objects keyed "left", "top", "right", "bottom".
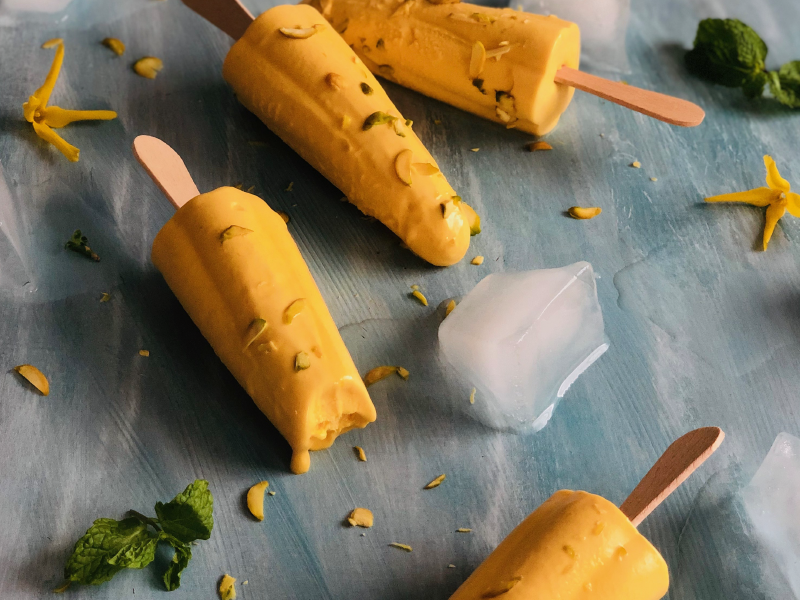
[
  {"left": 376, "top": 38, "right": 385, "bottom": 49},
  {"left": 424, "top": 474, "right": 446, "bottom": 489},
  {"left": 472, "top": 78, "right": 486, "bottom": 94},
  {"left": 631, "top": 161, "right": 642, "bottom": 168},
  {"left": 363, "top": 111, "right": 397, "bottom": 130},
  {"left": 471, "top": 255, "right": 484, "bottom": 265},
  {"left": 279, "top": 24, "right": 322, "bottom": 39},
  {"left": 283, "top": 298, "right": 306, "bottom": 324},
  {"left": 360, "top": 82, "right": 374, "bottom": 95},
  {"left": 13, "top": 364, "right": 49, "bottom": 396},
  {"left": 101, "top": 37, "right": 125, "bottom": 56},
  {"left": 100, "top": 292, "right": 111, "bottom": 303},
  {"left": 469, "top": 41, "right": 486, "bottom": 79},
  {"left": 219, "top": 574, "right": 237, "bottom": 600},
  {"left": 133, "top": 56, "right": 163, "bottom": 79},
  {"left": 244, "top": 318, "right": 268, "bottom": 349},
  {"left": 413, "top": 162, "right": 439, "bottom": 176},
  {"left": 347, "top": 507, "right": 374, "bottom": 528},
  {"left": 389, "top": 543, "right": 412, "bottom": 552},
  {"left": 326, "top": 72, "right": 345, "bottom": 90},
  {"left": 568, "top": 206, "right": 602, "bottom": 220},
  {"left": 461, "top": 202, "right": 482, "bottom": 235},
  {"left": 354, "top": 446, "right": 367, "bottom": 461},
  {"left": 395, "top": 149, "right": 413, "bottom": 185},
  {"left": 246, "top": 481, "right": 269, "bottom": 521},
  {"left": 295, "top": 351, "right": 311, "bottom": 371},
  {"left": 397, "top": 367, "right": 410, "bottom": 379},
  {"left": 220, "top": 225, "right": 253, "bottom": 242},
  {"left": 526, "top": 141, "right": 552, "bottom": 152}
]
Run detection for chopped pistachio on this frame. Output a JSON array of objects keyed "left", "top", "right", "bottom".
[
  {"left": 631, "top": 161, "right": 641, "bottom": 168},
  {"left": 445, "top": 299, "right": 457, "bottom": 317},
  {"left": 363, "top": 111, "right": 397, "bottom": 130},
  {"left": 456, "top": 528, "right": 472, "bottom": 533},
  {"left": 139, "top": 349, "right": 150, "bottom": 357},
  {"left": 378, "top": 64, "right": 395, "bottom": 78},
  {"left": 360, "top": 82, "right": 374, "bottom": 95},
  {"left": 268, "top": 491, "right": 276, "bottom": 496},
  {"left": 397, "top": 366, "right": 410, "bottom": 380},
  {"left": 133, "top": 56, "right": 163, "bottom": 79},
  {"left": 354, "top": 446, "right": 367, "bottom": 461},
  {"left": 394, "top": 149, "right": 413, "bottom": 185},
  {"left": 424, "top": 474, "right": 446, "bottom": 489},
  {"left": 389, "top": 543, "right": 412, "bottom": 552},
  {"left": 526, "top": 141, "right": 552, "bottom": 152},
  {"left": 376, "top": 38, "right": 385, "bottom": 49},
  {"left": 285, "top": 181, "right": 294, "bottom": 192},
  {"left": 471, "top": 255, "right": 484, "bottom": 265},
  {"left": 413, "top": 162, "right": 439, "bottom": 176},
  {"left": 53, "top": 581, "right": 71, "bottom": 593},
  {"left": 471, "top": 78, "right": 486, "bottom": 94},
  {"left": 470, "top": 387, "right": 476, "bottom": 404},
  {"left": 461, "top": 202, "right": 481, "bottom": 235},
  {"left": 278, "top": 211, "right": 290, "bottom": 224},
  {"left": 469, "top": 41, "right": 486, "bottom": 79},
  {"left": 295, "top": 351, "right": 311, "bottom": 371},
  {"left": 101, "top": 37, "right": 125, "bottom": 56},
  {"left": 279, "top": 24, "right": 322, "bottom": 39},
  {"left": 65, "top": 230, "right": 99, "bottom": 261},
  {"left": 483, "top": 577, "right": 522, "bottom": 598},
  {"left": 246, "top": 480, "right": 269, "bottom": 521},
  {"left": 568, "top": 206, "right": 602, "bottom": 220},
  {"left": 347, "top": 507, "right": 374, "bottom": 528},
  {"left": 13, "top": 364, "right": 49, "bottom": 396},
  {"left": 412, "top": 290, "right": 428, "bottom": 306},
  {"left": 219, "top": 574, "right": 237, "bottom": 600},
  {"left": 283, "top": 298, "right": 306, "bottom": 324},
  {"left": 220, "top": 225, "right": 254, "bottom": 242},
  {"left": 100, "top": 292, "right": 111, "bottom": 303},
  {"left": 244, "top": 318, "right": 268, "bottom": 349},
  {"left": 326, "top": 72, "right": 345, "bottom": 90}
]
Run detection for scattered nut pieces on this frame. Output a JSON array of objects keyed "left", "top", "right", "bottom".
[
  {"left": 285, "top": 181, "right": 294, "bottom": 192},
  {"left": 395, "top": 149, "right": 413, "bottom": 185},
  {"left": 397, "top": 367, "right": 410, "bottom": 380},
  {"left": 568, "top": 206, "right": 602, "bottom": 220},
  {"left": 219, "top": 574, "right": 237, "bottom": 600},
  {"left": 41, "top": 38, "right": 63, "bottom": 49},
  {"left": 445, "top": 299, "right": 457, "bottom": 317},
  {"left": 220, "top": 225, "right": 253, "bottom": 242},
  {"left": 279, "top": 24, "right": 322, "bottom": 39},
  {"left": 650, "top": 177, "right": 658, "bottom": 182},
  {"left": 424, "top": 474, "right": 446, "bottom": 489},
  {"left": 526, "top": 141, "right": 552, "bottom": 152},
  {"left": 412, "top": 289, "right": 428, "bottom": 306},
  {"left": 283, "top": 299, "right": 306, "bottom": 324},
  {"left": 469, "top": 41, "right": 486, "bottom": 79},
  {"left": 471, "top": 255, "right": 484, "bottom": 265},
  {"left": 244, "top": 318, "right": 268, "bottom": 349},
  {"left": 448, "top": 564, "right": 456, "bottom": 569},
  {"left": 631, "top": 161, "right": 641, "bottom": 168},
  {"left": 347, "top": 507, "right": 374, "bottom": 528},
  {"left": 363, "top": 111, "right": 397, "bottom": 130},
  {"left": 326, "top": 72, "right": 345, "bottom": 90},
  {"left": 14, "top": 365, "right": 50, "bottom": 396},
  {"left": 268, "top": 491, "right": 276, "bottom": 496},
  {"left": 133, "top": 56, "right": 163, "bottom": 79},
  {"left": 470, "top": 388, "right": 476, "bottom": 404},
  {"left": 139, "top": 349, "right": 150, "bottom": 357},
  {"left": 389, "top": 543, "right": 412, "bottom": 552},
  {"left": 246, "top": 481, "right": 269, "bottom": 521},
  {"left": 363, "top": 366, "right": 409, "bottom": 386},
  {"left": 360, "top": 82, "right": 374, "bottom": 95},
  {"left": 461, "top": 202, "right": 481, "bottom": 235},
  {"left": 101, "top": 37, "right": 125, "bottom": 56},
  {"left": 456, "top": 528, "right": 472, "bottom": 533},
  {"left": 470, "top": 148, "right": 479, "bottom": 152},
  {"left": 354, "top": 446, "right": 367, "bottom": 461},
  {"left": 100, "top": 292, "right": 111, "bottom": 303},
  {"left": 295, "top": 351, "right": 311, "bottom": 371}
]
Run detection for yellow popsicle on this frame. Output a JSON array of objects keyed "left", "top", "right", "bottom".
[
  {"left": 151, "top": 186, "right": 376, "bottom": 474},
  {"left": 449, "top": 490, "right": 669, "bottom": 600},
  {"left": 313, "top": 0, "right": 580, "bottom": 136},
  {"left": 222, "top": 4, "right": 473, "bottom": 266}
]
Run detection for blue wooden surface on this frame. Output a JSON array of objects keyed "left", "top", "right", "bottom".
[{"left": 1, "top": 0, "right": 799, "bottom": 597}]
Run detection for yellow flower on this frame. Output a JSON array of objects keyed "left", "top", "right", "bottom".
[
  {"left": 22, "top": 39, "right": 117, "bottom": 162},
  {"left": 706, "top": 155, "right": 800, "bottom": 251}
]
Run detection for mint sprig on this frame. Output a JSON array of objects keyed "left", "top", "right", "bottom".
[
  {"left": 686, "top": 18, "right": 800, "bottom": 108},
  {"left": 63, "top": 480, "right": 213, "bottom": 591}
]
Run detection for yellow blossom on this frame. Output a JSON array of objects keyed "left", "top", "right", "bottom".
[
  {"left": 706, "top": 155, "right": 800, "bottom": 251},
  {"left": 22, "top": 39, "right": 117, "bottom": 162}
]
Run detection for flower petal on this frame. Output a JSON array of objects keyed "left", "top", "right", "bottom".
[
  {"left": 22, "top": 95, "right": 42, "bottom": 123},
  {"left": 762, "top": 203, "right": 787, "bottom": 251},
  {"left": 41, "top": 106, "right": 117, "bottom": 128},
  {"left": 786, "top": 192, "right": 800, "bottom": 218},
  {"left": 31, "top": 121, "right": 79, "bottom": 162},
  {"left": 705, "top": 187, "right": 776, "bottom": 207},
  {"left": 32, "top": 39, "right": 65, "bottom": 109},
  {"left": 764, "top": 155, "right": 791, "bottom": 193}
]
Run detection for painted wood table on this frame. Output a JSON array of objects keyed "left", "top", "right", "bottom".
[{"left": 1, "top": 0, "right": 798, "bottom": 597}]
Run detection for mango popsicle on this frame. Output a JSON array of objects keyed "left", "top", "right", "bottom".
[
  {"left": 317, "top": 0, "right": 580, "bottom": 136},
  {"left": 222, "top": 4, "right": 473, "bottom": 267},
  {"left": 449, "top": 490, "right": 669, "bottom": 600},
  {"left": 151, "top": 185, "right": 376, "bottom": 474}
]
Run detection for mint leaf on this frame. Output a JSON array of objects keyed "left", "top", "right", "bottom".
[
  {"left": 686, "top": 19, "right": 768, "bottom": 89},
  {"left": 160, "top": 534, "right": 192, "bottom": 591},
  {"left": 64, "top": 517, "right": 157, "bottom": 585},
  {"left": 742, "top": 70, "right": 769, "bottom": 99},
  {"left": 65, "top": 229, "right": 100, "bottom": 262},
  {"left": 769, "top": 61, "right": 800, "bottom": 108},
  {"left": 154, "top": 480, "right": 214, "bottom": 544}
]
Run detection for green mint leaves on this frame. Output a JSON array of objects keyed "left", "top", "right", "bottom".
[
  {"left": 686, "top": 19, "right": 800, "bottom": 108},
  {"left": 63, "top": 480, "right": 213, "bottom": 591},
  {"left": 65, "top": 229, "right": 100, "bottom": 261}
]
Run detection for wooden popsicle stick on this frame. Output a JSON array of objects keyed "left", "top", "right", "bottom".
[
  {"left": 180, "top": 0, "right": 254, "bottom": 40},
  {"left": 555, "top": 66, "right": 705, "bottom": 128},
  {"left": 132, "top": 135, "right": 200, "bottom": 210},
  {"left": 620, "top": 427, "right": 725, "bottom": 527}
]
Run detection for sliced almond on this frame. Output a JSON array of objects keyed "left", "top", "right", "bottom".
[
  {"left": 413, "top": 162, "right": 440, "bottom": 176},
  {"left": 133, "top": 56, "right": 163, "bottom": 79},
  {"left": 395, "top": 149, "right": 413, "bottom": 185},
  {"left": 246, "top": 481, "right": 269, "bottom": 521},
  {"left": 485, "top": 45, "right": 512, "bottom": 60},
  {"left": 279, "top": 24, "right": 322, "bottom": 39},
  {"left": 14, "top": 364, "right": 49, "bottom": 396},
  {"left": 347, "top": 507, "right": 374, "bottom": 528},
  {"left": 469, "top": 41, "right": 486, "bottom": 79}
]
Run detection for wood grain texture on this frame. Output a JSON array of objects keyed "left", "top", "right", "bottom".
[
  {"left": 0, "top": 0, "right": 799, "bottom": 598},
  {"left": 555, "top": 66, "right": 706, "bottom": 127},
  {"left": 621, "top": 427, "right": 725, "bottom": 526},
  {"left": 132, "top": 136, "right": 200, "bottom": 209}
]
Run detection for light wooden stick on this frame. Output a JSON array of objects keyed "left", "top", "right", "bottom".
[
  {"left": 555, "top": 66, "right": 705, "bottom": 128},
  {"left": 132, "top": 136, "right": 200, "bottom": 210},
  {"left": 181, "top": 0, "right": 254, "bottom": 40},
  {"left": 621, "top": 427, "right": 725, "bottom": 526}
]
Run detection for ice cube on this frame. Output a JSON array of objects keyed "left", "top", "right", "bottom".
[
  {"left": 742, "top": 432, "right": 800, "bottom": 598},
  {"left": 438, "top": 261, "right": 608, "bottom": 432}
]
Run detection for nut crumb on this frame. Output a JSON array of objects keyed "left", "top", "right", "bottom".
[
  {"left": 100, "top": 292, "right": 111, "bottom": 303},
  {"left": 456, "top": 528, "right": 472, "bottom": 533},
  {"left": 631, "top": 161, "right": 641, "bottom": 168},
  {"left": 424, "top": 474, "right": 446, "bottom": 489},
  {"left": 412, "top": 289, "right": 428, "bottom": 306},
  {"left": 470, "top": 148, "right": 479, "bottom": 152},
  {"left": 568, "top": 206, "right": 602, "bottom": 220},
  {"left": 348, "top": 507, "right": 374, "bottom": 528},
  {"left": 101, "top": 37, "right": 125, "bottom": 56},
  {"left": 389, "top": 543, "right": 412, "bottom": 552},
  {"left": 354, "top": 446, "right": 367, "bottom": 461},
  {"left": 471, "top": 255, "right": 484, "bottom": 265},
  {"left": 139, "top": 349, "right": 150, "bottom": 357},
  {"left": 526, "top": 141, "right": 552, "bottom": 152},
  {"left": 448, "top": 564, "right": 456, "bottom": 568},
  {"left": 650, "top": 177, "right": 658, "bottom": 182},
  {"left": 470, "top": 388, "right": 476, "bottom": 404},
  {"left": 133, "top": 56, "right": 163, "bottom": 79}
]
